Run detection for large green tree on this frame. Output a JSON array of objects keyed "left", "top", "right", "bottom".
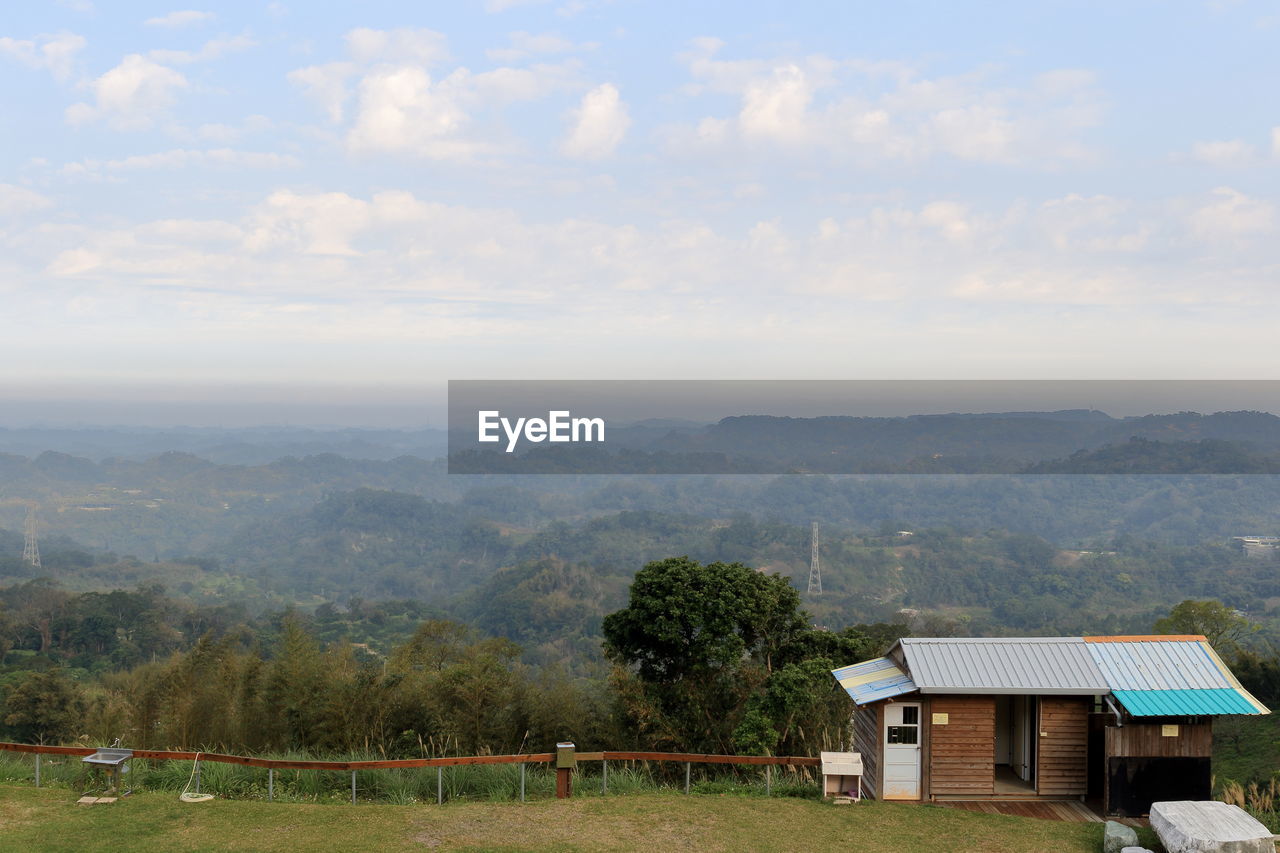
[
  {"left": 1153, "top": 599, "right": 1259, "bottom": 651},
  {"left": 602, "top": 556, "right": 829, "bottom": 754}
]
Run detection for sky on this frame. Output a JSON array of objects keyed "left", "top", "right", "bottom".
[{"left": 2, "top": 1, "right": 1279, "bottom": 424}]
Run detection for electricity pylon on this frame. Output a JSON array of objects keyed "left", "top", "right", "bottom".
[
  {"left": 807, "top": 521, "right": 822, "bottom": 595},
  {"left": 22, "top": 503, "right": 41, "bottom": 569}
]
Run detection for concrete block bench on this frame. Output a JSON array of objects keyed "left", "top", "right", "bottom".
[{"left": 1149, "top": 801, "right": 1276, "bottom": 853}]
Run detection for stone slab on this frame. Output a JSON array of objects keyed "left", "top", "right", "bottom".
[{"left": 1150, "top": 801, "right": 1274, "bottom": 853}]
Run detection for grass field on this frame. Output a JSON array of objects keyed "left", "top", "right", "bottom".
[{"left": 0, "top": 784, "right": 1165, "bottom": 853}]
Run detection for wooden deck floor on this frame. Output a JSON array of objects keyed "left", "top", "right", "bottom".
[{"left": 935, "top": 799, "right": 1103, "bottom": 823}]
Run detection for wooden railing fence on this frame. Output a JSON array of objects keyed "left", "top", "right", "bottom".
[{"left": 0, "top": 741, "right": 820, "bottom": 804}]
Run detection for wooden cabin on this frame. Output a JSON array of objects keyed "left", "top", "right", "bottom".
[{"left": 832, "top": 635, "right": 1269, "bottom": 816}]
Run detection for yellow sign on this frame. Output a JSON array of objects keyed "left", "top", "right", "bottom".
[
  {"left": 932, "top": 713, "right": 949, "bottom": 725},
  {"left": 1161, "top": 724, "right": 1179, "bottom": 737}
]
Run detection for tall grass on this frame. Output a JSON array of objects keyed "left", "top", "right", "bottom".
[
  {"left": 1219, "top": 777, "right": 1280, "bottom": 832},
  {"left": 0, "top": 750, "right": 820, "bottom": 804}
]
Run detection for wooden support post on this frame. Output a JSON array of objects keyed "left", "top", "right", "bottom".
[
  {"left": 437, "top": 767, "right": 443, "bottom": 805},
  {"left": 766, "top": 765, "right": 771, "bottom": 797},
  {"left": 520, "top": 762, "right": 526, "bottom": 802},
  {"left": 34, "top": 754, "right": 40, "bottom": 788},
  {"left": 555, "top": 767, "right": 572, "bottom": 799},
  {"left": 601, "top": 758, "right": 608, "bottom": 794},
  {"left": 351, "top": 770, "right": 356, "bottom": 804},
  {"left": 685, "top": 762, "right": 691, "bottom": 794},
  {"left": 555, "top": 742, "right": 575, "bottom": 800},
  {"left": 268, "top": 768, "right": 274, "bottom": 801}
]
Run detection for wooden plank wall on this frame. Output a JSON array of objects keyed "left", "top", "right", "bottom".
[
  {"left": 1105, "top": 723, "right": 1212, "bottom": 758},
  {"left": 853, "top": 703, "right": 881, "bottom": 800},
  {"left": 1037, "top": 697, "right": 1089, "bottom": 796},
  {"left": 927, "top": 696, "right": 994, "bottom": 796}
]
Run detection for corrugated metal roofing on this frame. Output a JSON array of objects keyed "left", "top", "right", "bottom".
[
  {"left": 1084, "top": 637, "right": 1231, "bottom": 691},
  {"left": 897, "top": 637, "right": 1109, "bottom": 695},
  {"left": 831, "top": 635, "right": 1270, "bottom": 716},
  {"left": 831, "top": 657, "right": 918, "bottom": 705},
  {"left": 1112, "top": 688, "right": 1264, "bottom": 716}
]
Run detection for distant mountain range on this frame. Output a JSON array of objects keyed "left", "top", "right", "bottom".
[{"left": 450, "top": 410, "right": 1280, "bottom": 474}]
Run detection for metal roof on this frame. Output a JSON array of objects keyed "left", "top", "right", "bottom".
[
  {"left": 832, "top": 635, "right": 1270, "bottom": 715},
  {"left": 1112, "top": 688, "right": 1266, "bottom": 717},
  {"left": 1086, "top": 635, "right": 1270, "bottom": 716},
  {"left": 831, "top": 656, "right": 918, "bottom": 705},
  {"left": 896, "top": 637, "right": 1109, "bottom": 695},
  {"left": 1084, "top": 636, "right": 1231, "bottom": 691}
]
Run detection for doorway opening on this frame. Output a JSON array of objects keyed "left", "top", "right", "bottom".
[{"left": 994, "top": 695, "right": 1036, "bottom": 795}]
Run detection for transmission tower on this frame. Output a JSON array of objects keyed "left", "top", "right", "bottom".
[
  {"left": 807, "top": 521, "right": 822, "bottom": 595},
  {"left": 22, "top": 503, "right": 41, "bottom": 569}
]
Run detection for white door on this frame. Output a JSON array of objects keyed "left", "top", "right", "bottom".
[{"left": 883, "top": 702, "right": 921, "bottom": 799}]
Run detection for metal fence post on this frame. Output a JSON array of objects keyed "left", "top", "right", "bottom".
[
  {"left": 520, "top": 762, "right": 526, "bottom": 802},
  {"left": 34, "top": 754, "right": 40, "bottom": 788},
  {"left": 351, "top": 770, "right": 356, "bottom": 804},
  {"left": 268, "top": 768, "right": 274, "bottom": 801},
  {"left": 684, "top": 762, "right": 690, "bottom": 794},
  {"left": 195, "top": 761, "right": 201, "bottom": 794},
  {"left": 437, "top": 766, "right": 443, "bottom": 805},
  {"left": 601, "top": 758, "right": 607, "bottom": 794},
  {"left": 766, "top": 765, "right": 772, "bottom": 797}
]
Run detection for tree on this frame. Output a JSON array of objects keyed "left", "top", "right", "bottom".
[
  {"left": 602, "top": 557, "right": 809, "bottom": 753},
  {"left": 1153, "top": 599, "right": 1258, "bottom": 651},
  {"left": 3, "top": 669, "right": 86, "bottom": 744}
]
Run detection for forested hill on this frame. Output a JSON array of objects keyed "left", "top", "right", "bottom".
[
  {"left": 680, "top": 410, "right": 1280, "bottom": 462},
  {"left": 6, "top": 446, "right": 1280, "bottom": 561},
  {"left": 457, "top": 410, "right": 1280, "bottom": 473},
  {"left": 6, "top": 494, "right": 1278, "bottom": 669}
]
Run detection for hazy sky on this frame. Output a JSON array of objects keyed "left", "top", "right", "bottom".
[{"left": 3, "top": 1, "right": 1279, "bottom": 423}]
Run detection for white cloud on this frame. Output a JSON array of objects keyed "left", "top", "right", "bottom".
[
  {"left": 346, "top": 67, "right": 475, "bottom": 159},
  {"left": 1188, "top": 187, "right": 1276, "bottom": 241},
  {"left": 487, "top": 31, "right": 576, "bottom": 63},
  {"left": 738, "top": 65, "right": 812, "bottom": 143},
  {"left": 144, "top": 10, "right": 214, "bottom": 28},
  {"left": 1037, "top": 194, "right": 1149, "bottom": 252},
  {"left": 0, "top": 32, "right": 86, "bottom": 81},
  {"left": 484, "top": 0, "right": 551, "bottom": 12},
  {"left": 291, "top": 28, "right": 578, "bottom": 159},
  {"left": 1190, "top": 139, "right": 1258, "bottom": 166},
  {"left": 149, "top": 33, "right": 255, "bottom": 65},
  {"left": 345, "top": 27, "right": 448, "bottom": 65},
  {"left": 562, "top": 83, "right": 629, "bottom": 158},
  {"left": 0, "top": 184, "right": 53, "bottom": 216},
  {"left": 244, "top": 190, "right": 373, "bottom": 256},
  {"left": 288, "top": 62, "right": 358, "bottom": 122},
  {"left": 672, "top": 40, "right": 1101, "bottom": 166},
  {"left": 11, "top": 184, "right": 1278, "bottom": 383},
  {"left": 65, "top": 54, "right": 188, "bottom": 129},
  {"left": 60, "top": 148, "right": 300, "bottom": 178}
]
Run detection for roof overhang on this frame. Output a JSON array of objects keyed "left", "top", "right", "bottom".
[{"left": 832, "top": 657, "right": 918, "bottom": 705}]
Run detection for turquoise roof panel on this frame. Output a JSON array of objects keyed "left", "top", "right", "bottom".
[{"left": 1112, "top": 688, "right": 1264, "bottom": 716}]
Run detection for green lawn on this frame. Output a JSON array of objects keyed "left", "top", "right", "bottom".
[{"left": 0, "top": 785, "right": 1161, "bottom": 853}]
